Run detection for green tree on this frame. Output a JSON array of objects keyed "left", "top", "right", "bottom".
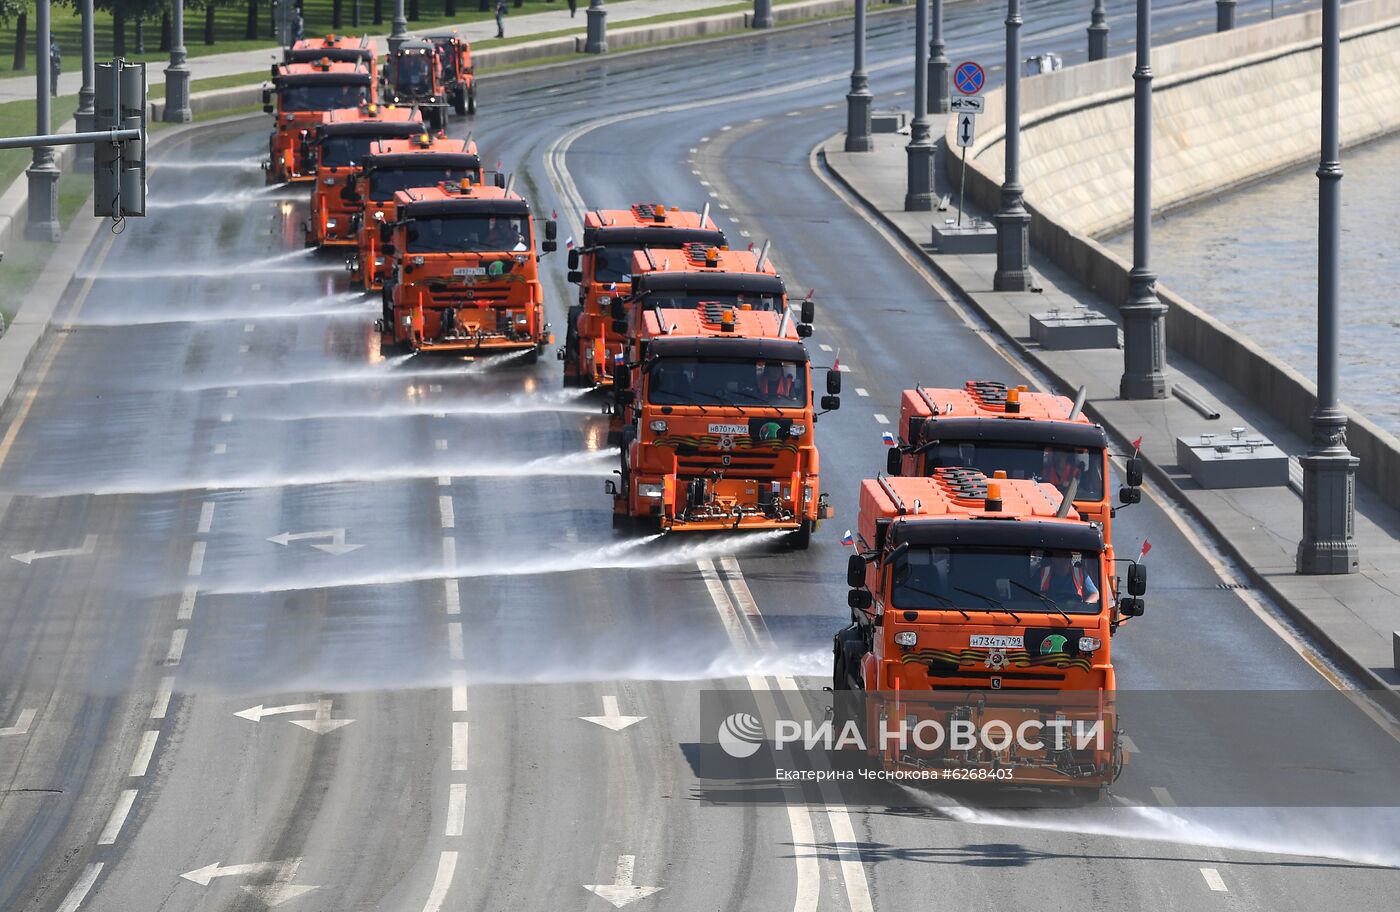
[
  {"left": 196, "top": 0, "right": 232, "bottom": 44},
  {"left": 96, "top": 0, "right": 166, "bottom": 57},
  {"left": 0, "top": 0, "right": 31, "bottom": 72}
]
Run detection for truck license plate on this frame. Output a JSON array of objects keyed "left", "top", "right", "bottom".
[
  {"left": 453, "top": 267, "right": 486, "bottom": 276},
  {"left": 708, "top": 423, "right": 748, "bottom": 435},
  {"left": 970, "top": 635, "right": 1024, "bottom": 649}
]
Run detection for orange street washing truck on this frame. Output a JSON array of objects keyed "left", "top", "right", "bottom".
[
  {"left": 382, "top": 39, "right": 450, "bottom": 130},
  {"left": 886, "top": 380, "right": 1143, "bottom": 583},
  {"left": 832, "top": 471, "right": 1147, "bottom": 788},
  {"left": 285, "top": 34, "right": 379, "bottom": 83},
  {"left": 607, "top": 304, "right": 836, "bottom": 548},
  {"left": 346, "top": 134, "right": 484, "bottom": 291},
  {"left": 425, "top": 31, "right": 477, "bottom": 116},
  {"left": 561, "top": 203, "right": 726, "bottom": 389},
  {"left": 306, "top": 104, "right": 423, "bottom": 248},
  {"left": 262, "top": 58, "right": 376, "bottom": 183},
  {"left": 376, "top": 182, "right": 558, "bottom": 359}
]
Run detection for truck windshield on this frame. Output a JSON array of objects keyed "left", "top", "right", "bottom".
[
  {"left": 591, "top": 245, "right": 640, "bottom": 283},
  {"left": 648, "top": 357, "right": 806, "bottom": 408},
  {"left": 280, "top": 84, "right": 369, "bottom": 113},
  {"left": 368, "top": 167, "right": 477, "bottom": 201},
  {"left": 320, "top": 136, "right": 385, "bottom": 168},
  {"left": 895, "top": 545, "right": 1103, "bottom": 615},
  {"left": 405, "top": 215, "right": 530, "bottom": 253},
  {"left": 433, "top": 44, "right": 458, "bottom": 79},
  {"left": 922, "top": 441, "right": 1105, "bottom": 501},
  {"left": 643, "top": 289, "right": 783, "bottom": 312},
  {"left": 393, "top": 55, "right": 433, "bottom": 93}
]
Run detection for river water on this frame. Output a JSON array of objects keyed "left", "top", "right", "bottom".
[{"left": 1104, "top": 132, "right": 1400, "bottom": 436}]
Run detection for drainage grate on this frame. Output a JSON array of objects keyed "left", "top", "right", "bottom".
[{"left": 1216, "top": 582, "right": 1249, "bottom": 590}]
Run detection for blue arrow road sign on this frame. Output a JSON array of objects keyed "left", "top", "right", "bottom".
[{"left": 953, "top": 61, "right": 985, "bottom": 95}]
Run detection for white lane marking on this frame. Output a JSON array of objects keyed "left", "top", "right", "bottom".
[
  {"left": 788, "top": 804, "right": 820, "bottom": 912},
  {"left": 583, "top": 854, "right": 662, "bottom": 907},
  {"left": 129, "top": 730, "right": 159, "bottom": 777},
  {"left": 445, "top": 783, "right": 467, "bottom": 836},
  {"left": 451, "top": 671, "right": 468, "bottom": 712},
  {"left": 226, "top": 389, "right": 238, "bottom": 399},
  {"left": 786, "top": 110, "right": 802, "bottom": 117},
  {"left": 719, "top": 203, "right": 731, "bottom": 210},
  {"left": 1200, "top": 867, "right": 1228, "bottom": 892},
  {"left": 55, "top": 863, "right": 103, "bottom": 912},
  {"left": 580, "top": 695, "right": 646, "bottom": 731},
  {"left": 708, "top": 191, "right": 720, "bottom": 198},
  {"left": 433, "top": 411, "right": 446, "bottom": 419},
  {"left": 873, "top": 413, "right": 890, "bottom": 425},
  {"left": 187, "top": 542, "right": 206, "bottom": 576},
  {"left": 421, "top": 850, "right": 459, "bottom": 912},
  {"left": 435, "top": 439, "right": 447, "bottom": 450},
  {"left": 721, "top": 124, "right": 732, "bottom": 131},
  {"left": 181, "top": 858, "right": 301, "bottom": 885},
  {"left": 821, "top": 103, "right": 837, "bottom": 109},
  {"left": 0, "top": 708, "right": 37, "bottom": 736},
  {"left": 855, "top": 388, "right": 869, "bottom": 397},
  {"left": 439, "top": 496, "right": 455, "bottom": 529},
  {"left": 164, "top": 629, "right": 187, "bottom": 665},
  {"left": 696, "top": 559, "right": 751, "bottom": 649},
  {"left": 238, "top": 345, "right": 249, "bottom": 354},
  {"left": 1151, "top": 786, "right": 1176, "bottom": 807},
  {"left": 10, "top": 534, "right": 98, "bottom": 564},
  {"left": 197, "top": 501, "right": 215, "bottom": 534},
  {"left": 178, "top": 585, "right": 197, "bottom": 621},
  {"left": 452, "top": 722, "right": 469, "bottom": 771},
  {"left": 442, "top": 537, "right": 456, "bottom": 569},
  {"left": 97, "top": 789, "right": 138, "bottom": 844},
  {"left": 700, "top": 135, "right": 710, "bottom": 142},
  {"left": 1120, "top": 734, "right": 1139, "bottom": 754},
  {"left": 692, "top": 169, "right": 702, "bottom": 176},
  {"left": 243, "top": 323, "right": 254, "bottom": 333},
  {"left": 700, "top": 179, "right": 711, "bottom": 187},
  {"left": 267, "top": 529, "right": 362, "bottom": 555},
  {"left": 719, "top": 557, "right": 768, "bottom": 646},
  {"left": 444, "top": 579, "right": 461, "bottom": 616},
  {"left": 151, "top": 676, "right": 174, "bottom": 719},
  {"left": 213, "top": 443, "right": 227, "bottom": 455},
  {"left": 448, "top": 623, "right": 464, "bottom": 661},
  {"left": 739, "top": 230, "right": 751, "bottom": 237},
  {"left": 438, "top": 475, "right": 451, "bottom": 487},
  {"left": 824, "top": 804, "right": 875, "bottom": 912},
  {"left": 428, "top": 384, "right": 443, "bottom": 393},
  {"left": 818, "top": 344, "right": 833, "bottom": 352},
  {"left": 689, "top": 147, "right": 698, "bottom": 153}
]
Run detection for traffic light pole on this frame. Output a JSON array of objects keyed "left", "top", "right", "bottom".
[
  {"left": 27, "top": 0, "right": 61, "bottom": 242},
  {"left": 0, "top": 129, "right": 143, "bottom": 150}
]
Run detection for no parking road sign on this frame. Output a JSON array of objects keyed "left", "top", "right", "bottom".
[{"left": 953, "top": 61, "right": 986, "bottom": 95}]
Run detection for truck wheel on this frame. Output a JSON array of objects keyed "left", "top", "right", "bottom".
[
  {"left": 789, "top": 520, "right": 813, "bottom": 550},
  {"left": 466, "top": 85, "right": 477, "bottom": 115},
  {"left": 453, "top": 88, "right": 468, "bottom": 117}
]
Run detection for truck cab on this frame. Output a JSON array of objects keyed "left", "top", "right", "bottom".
[
  {"left": 262, "top": 58, "right": 375, "bottom": 183},
  {"left": 425, "top": 31, "right": 476, "bottom": 116},
  {"left": 609, "top": 305, "right": 836, "bottom": 548},
  {"left": 562, "top": 204, "right": 725, "bottom": 388},
  {"left": 833, "top": 472, "right": 1147, "bottom": 787},
  {"left": 378, "top": 182, "right": 557, "bottom": 360},
  {"left": 383, "top": 39, "right": 449, "bottom": 130},
  {"left": 347, "top": 134, "right": 483, "bottom": 290},
  {"left": 307, "top": 104, "right": 423, "bottom": 248},
  {"left": 285, "top": 34, "right": 379, "bottom": 83}
]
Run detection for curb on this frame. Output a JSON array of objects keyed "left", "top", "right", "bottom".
[{"left": 816, "top": 137, "right": 1400, "bottom": 719}]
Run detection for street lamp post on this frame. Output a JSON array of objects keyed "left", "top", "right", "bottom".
[
  {"left": 1119, "top": 0, "right": 1167, "bottom": 398},
  {"left": 904, "top": 0, "right": 933, "bottom": 210},
  {"left": 164, "top": 0, "right": 192, "bottom": 123},
  {"left": 585, "top": 0, "right": 608, "bottom": 53},
  {"left": 928, "top": 0, "right": 948, "bottom": 113},
  {"left": 390, "top": 0, "right": 409, "bottom": 53},
  {"left": 1088, "top": 0, "right": 1108, "bottom": 60},
  {"left": 992, "top": 0, "right": 1030, "bottom": 291},
  {"left": 1216, "top": 0, "right": 1235, "bottom": 31},
  {"left": 74, "top": 0, "right": 97, "bottom": 166},
  {"left": 845, "top": 0, "right": 873, "bottom": 152},
  {"left": 26, "top": 0, "right": 60, "bottom": 242},
  {"left": 1297, "top": 0, "right": 1359, "bottom": 575},
  {"left": 753, "top": 0, "right": 774, "bottom": 28}
]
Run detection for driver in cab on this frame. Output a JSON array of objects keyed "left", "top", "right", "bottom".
[
  {"left": 1038, "top": 553, "right": 1099, "bottom": 605},
  {"left": 755, "top": 361, "right": 794, "bottom": 399}
]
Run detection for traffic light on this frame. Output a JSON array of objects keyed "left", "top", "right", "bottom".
[{"left": 94, "top": 60, "right": 147, "bottom": 218}]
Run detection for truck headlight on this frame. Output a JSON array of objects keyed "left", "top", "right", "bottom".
[
  {"left": 894, "top": 631, "right": 917, "bottom": 647},
  {"left": 598, "top": 295, "right": 612, "bottom": 306},
  {"left": 789, "top": 424, "right": 806, "bottom": 436},
  {"left": 374, "top": 256, "right": 385, "bottom": 266},
  {"left": 373, "top": 210, "right": 385, "bottom": 220},
  {"left": 323, "top": 176, "right": 337, "bottom": 185},
  {"left": 1078, "top": 636, "right": 1101, "bottom": 653},
  {"left": 326, "top": 219, "right": 337, "bottom": 229},
  {"left": 649, "top": 420, "right": 668, "bottom": 433},
  {"left": 638, "top": 483, "right": 663, "bottom": 498},
  {"left": 401, "top": 315, "right": 412, "bottom": 326},
  {"left": 412, "top": 256, "right": 425, "bottom": 265}
]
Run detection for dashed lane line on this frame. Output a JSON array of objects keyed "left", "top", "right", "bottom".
[
  {"left": 55, "top": 863, "right": 103, "bottom": 912},
  {"left": 164, "top": 629, "right": 187, "bottom": 666},
  {"left": 451, "top": 671, "right": 468, "bottom": 712},
  {"left": 150, "top": 676, "right": 175, "bottom": 719},
  {"left": 197, "top": 501, "right": 215, "bottom": 534},
  {"left": 448, "top": 623, "right": 464, "bottom": 661},
  {"left": 129, "top": 730, "right": 159, "bottom": 778},
  {"left": 420, "top": 851, "right": 459, "bottom": 912},
  {"left": 873, "top": 413, "right": 890, "bottom": 425},
  {"left": 451, "top": 722, "right": 469, "bottom": 771},
  {"left": 187, "top": 542, "right": 206, "bottom": 576},
  {"left": 444, "top": 579, "right": 461, "bottom": 616},
  {"left": 445, "top": 783, "right": 468, "bottom": 837},
  {"left": 178, "top": 585, "right": 197, "bottom": 621},
  {"left": 96, "top": 789, "right": 138, "bottom": 844},
  {"left": 1200, "top": 868, "right": 1228, "bottom": 892},
  {"left": 439, "top": 496, "right": 455, "bottom": 529}
]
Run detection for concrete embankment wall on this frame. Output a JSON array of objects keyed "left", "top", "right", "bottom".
[{"left": 948, "top": 0, "right": 1400, "bottom": 510}]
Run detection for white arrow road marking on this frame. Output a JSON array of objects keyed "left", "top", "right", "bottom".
[
  {"left": 235, "top": 700, "right": 355, "bottom": 733},
  {"left": 583, "top": 855, "right": 661, "bottom": 908},
  {"left": 0, "top": 708, "right": 36, "bottom": 736},
  {"left": 266, "top": 529, "right": 363, "bottom": 555},
  {"left": 11, "top": 534, "right": 97, "bottom": 564},
  {"left": 580, "top": 696, "right": 646, "bottom": 732},
  {"left": 181, "top": 858, "right": 319, "bottom": 907}
]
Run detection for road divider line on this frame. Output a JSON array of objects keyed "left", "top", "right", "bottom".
[
  {"left": 226, "top": 388, "right": 238, "bottom": 398},
  {"left": 873, "top": 413, "right": 889, "bottom": 425},
  {"left": 213, "top": 443, "right": 227, "bottom": 455},
  {"left": 438, "top": 475, "right": 451, "bottom": 487},
  {"left": 151, "top": 676, "right": 174, "bottom": 719},
  {"left": 1200, "top": 867, "right": 1228, "bottom": 892},
  {"left": 855, "top": 388, "right": 869, "bottom": 397},
  {"left": 447, "top": 623, "right": 464, "bottom": 661},
  {"left": 439, "top": 496, "right": 455, "bottom": 529},
  {"left": 178, "top": 585, "right": 197, "bottom": 621},
  {"left": 451, "top": 672, "right": 468, "bottom": 712},
  {"left": 1151, "top": 786, "right": 1176, "bottom": 807},
  {"left": 129, "top": 730, "right": 159, "bottom": 777},
  {"left": 452, "top": 722, "right": 469, "bottom": 771},
  {"left": 197, "top": 501, "right": 215, "bottom": 534},
  {"left": 220, "top": 412, "right": 233, "bottom": 422},
  {"left": 824, "top": 805, "right": 875, "bottom": 912},
  {"left": 444, "top": 579, "right": 461, "bottom": 616},
  {"left": 55, "top": 862, "right": 103, "bottom": 912},
  {"left": 187, "top": 542, "right": 206, "bottom": 577},
  {"left": 442, "top": 536, "right": 456, "bottom": 569},
  {"left": 164, "top": 629, "right": 187, "bottom": 665},
  {"left": 445, "top": 783, "right": 467, "bottom": 836},
  {"left": 97, "top": 789, "right": 138, "bottom": 844},
  {"left": 718, "top": 556, "right": 771, "bottom": 648},
  {"left": 696, "top": 559, "right": 751, "bottom": 650},
  {"left": 787, "top": 805, "right": 820, "bottom": 912},
  {"left": 421, "top": 850, "right": 459, "bottom": 911},
  {"left": 435, "top": 439, "right": 447, "bottom": 451}
]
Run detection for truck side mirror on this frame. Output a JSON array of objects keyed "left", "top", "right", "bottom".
[
  {"left": 888, "top": 541, "right": 910, "bottom": 587},
  {"left": 800, "top": 299, "right": 815, "bottom": 325},
  {"left": 846, "top": 554, "right": 865, "bottom": 588},
  {"left": 848, "top": 589, "right": 872, "bottom": 612},
  {"left": 1119, "top": 486, "right": 1141, "bottom": 505},
  {"left": 611, "top": 319, "right": 628, "bottom": 335},
  {"left": 820, "top": 395, "right": 841, "bottom": 411},
  {"left": 494, "top": 172, "right": 506, "bottom": 189},
  {"left": 567, "top": 249, "right": 580, "bottom": 270},
  {"left": 609, "top": 298, "right": 625, "bottom": 320},
  {"left": 1127, "top": 563, "right": 1147, "bottom": 596},
  {"left": 886, "top": 447, "right": 902, "bottom": 476},
  {"left": 542, "top": 239, "right": 557, "bottom": 253},
  {"left": 567, "top": 270, "right": 583, "bottom": 284},
  {"left": 796, "top": 323, "right": 813, "bottom": 338},
  {"left": 1118, "top": 596, "right": 1145, "bottom": 617},
  {"left": 264, "top": 103, "right": 275, "bottom": 114},
  {"left": 826, "top": 370, "right": 841, "bottom": 395},
  {"left": 1126, "top": 455, "right": 1143, "bottom": 487},
  {"left": 544, "top": 219, "right": 557, "bottom": 241},
  {"left": 615, "top": 388, "right": 635, "bottom": 406}
]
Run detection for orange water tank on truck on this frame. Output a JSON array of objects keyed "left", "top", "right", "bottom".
[
  {"left": 377, "top": 182, "right": 557, "bottom": 361},
  {"left": 262, "top": 58, "right": 375, "bottom": 183},
  {"left": 306, "top": 104, "right": 423, "bottom": 248},
  {"left": 345, "top": 134, "right": 484, "bottom": 290},
  {"left": 607, "top": 305, "right": 837, "bottom": 548},
  {"left": 285, "top": 34, "right": 379, "bottom": 83},
  {"left": 831, "top": 472, "right": 1147, "bottom": 789},
  {"left": 561, "top": 203, "right": 726, "bottom": 389}
]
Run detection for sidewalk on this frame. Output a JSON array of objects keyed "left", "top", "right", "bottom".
[
  {"left": 0, "top": 0, "right": 729, "bottom": 104},
  {"left": 823, "top": 129, "right": 1400, "bottom": 710}
]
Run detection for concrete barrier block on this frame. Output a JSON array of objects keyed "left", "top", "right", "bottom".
[
  {"left": 871, "top": 110, "right": 906, "bottom": 133},
  {"left": 1029, "top": 309, "right": 1119, "bottom": 350},
  {"left": 1175, "top": 433, "right": 1291, "bottom": 489}
]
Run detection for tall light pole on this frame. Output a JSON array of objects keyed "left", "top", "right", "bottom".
[
  {"left": 585, "top": 0, "right": 608, "bottom": 53},
  {"left": 1297, "top": 0, "right": 1358, "bottom": 575},
  {"left": 753, "top": 0, "right": 774, "bottom": 28},
  {"left": 928, "top": 0, "right": 948, "bottom": 113},
  {"left": 1088, "top": 0, "right": 1108, "bottom": 60},
  {"left": 845, "top": 0, "right": 872, "bottom": 152},
  {"left": 1216, "top": 0, "right": 1235, "bottom": 31},
  {"left": 74, "top": 0, "right": 97, "bottom": 166},
  {"left": 992, "top": 0, "right": 1030, "bottom": 291},
  {"left": 390, "top": 0, "right": 409, "bottom": 53},
  {"left": 1119, "top": 0, "right": 1166, "bottom": 398},
  {"left": 904, "top": 0, "right": 933, "bottom": 210},
  {"left": 164, "top": 0, "right": 192, "bottom": 122},
  {"left": 26, "top": 0, "right": 60, "bottom": 242}
]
